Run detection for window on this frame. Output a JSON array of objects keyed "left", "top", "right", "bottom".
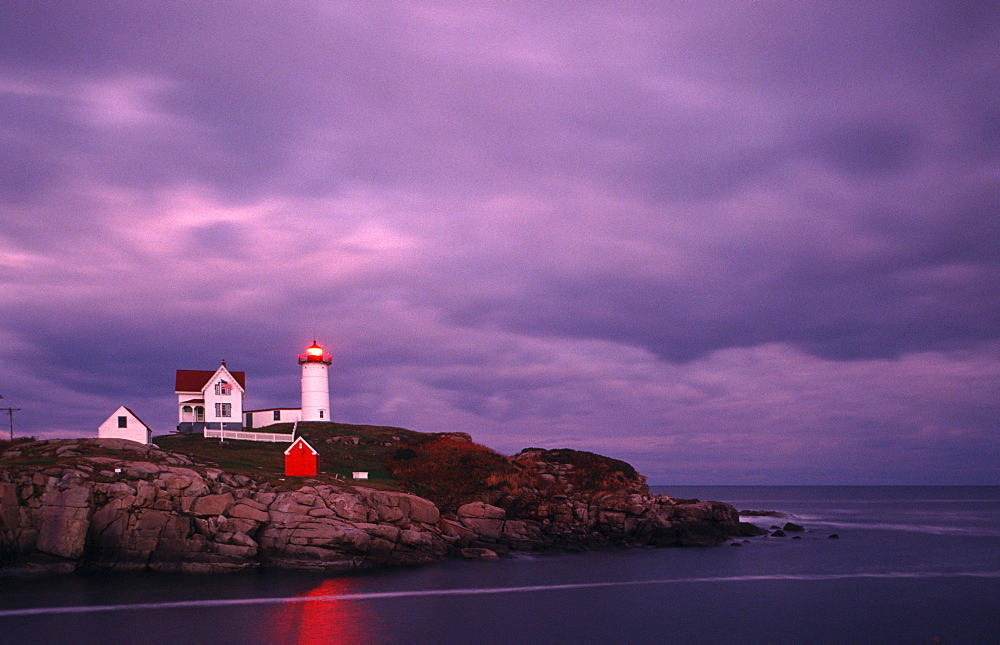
[
  {"left": 215, "top": 381, "right": 231, "bottom": 396},
  {"left": 118, "top": 416, "right": 128, "bottom": 428},
  {"left": 319, "top": 410, "right": 324, "bottom": 419},
  {"left": 273, "top": 410, "right": 281, "bottom": 421},
  {"left": 215, "top": 402, "right": 231, "bottom": 418}
]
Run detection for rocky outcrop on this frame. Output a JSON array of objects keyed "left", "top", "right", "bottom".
[
  {"left": 0, "top": 439, "right": 759, "bottom": 575},
  {"left": 437, "top": 491, "right": 755, "bottom": 554},
  {"left": 470, "top": 448, "right": 763, "bottom": 549},
  {"left": 0, "top": 439, "right": 448, "bottom": 574}
]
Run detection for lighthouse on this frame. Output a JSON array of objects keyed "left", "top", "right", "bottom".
[{"left": 298, "top": 341, "right": 332, "bottom": 421}]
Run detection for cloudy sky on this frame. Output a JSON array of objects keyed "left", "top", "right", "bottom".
[{"left": 1, "top": 1, "right": 997, "bottom": 484}]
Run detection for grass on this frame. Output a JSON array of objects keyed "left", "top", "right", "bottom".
[
  {"left": 0, "top": 437, "right": 38, "bottom": 452},
  {"left": 0, "top": 437, "right": 139, "bottom": 469},
  {"left": 153, "top": 422, "right": 428, "bottom": 486},
  {"left": 151, "top": 423, "right": 531, "bottom": 507},
  {"left": 1, "top": 427, "right": 645, "bottom": 510},
  {"left": 154, "top": 433, "right": 286, "bottom": 475}
]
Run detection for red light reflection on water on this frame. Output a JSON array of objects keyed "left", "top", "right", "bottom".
[{"left": 267, "top": 578, "right": 377, "bottom": 644}]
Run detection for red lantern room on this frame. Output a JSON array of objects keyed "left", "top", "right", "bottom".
[{"left": 298, "top": 341, "right": 332, "bottom": 365}]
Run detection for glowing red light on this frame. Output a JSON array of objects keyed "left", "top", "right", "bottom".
[
  {"left": 298, "top": 342, "right": 331, "bottom": 364},
  {"left": 267, "top": 578, "right": 375, "bottom": 644}
]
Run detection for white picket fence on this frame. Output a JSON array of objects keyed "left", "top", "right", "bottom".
[{"left": 204, "top": 428, "right": 294, "bottom": 443}]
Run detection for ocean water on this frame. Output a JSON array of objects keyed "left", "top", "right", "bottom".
[{"left": 1, "top": 486, "right": 998, "bottom": 644}]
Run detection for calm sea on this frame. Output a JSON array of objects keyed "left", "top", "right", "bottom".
[{"left": 1, "top": 486, "right": 998, "bottom": 644}]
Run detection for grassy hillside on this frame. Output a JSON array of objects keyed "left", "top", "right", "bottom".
[
  {"left": 153, "top": 422, "right": 429, "bottom": 485},
  {"left": 6, "top": 428, "right": 647, "bottom": 515},
  {"left": 152, "top": 423, "right": 532, "bottom": 508}
]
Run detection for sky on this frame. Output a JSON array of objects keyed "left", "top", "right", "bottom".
[{"left": 0, "top": 1, "right": 997, "bottom": 485}]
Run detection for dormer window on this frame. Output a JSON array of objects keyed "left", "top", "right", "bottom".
[{"left": 215, "top": 380, "right": 232, "bottom": 396}]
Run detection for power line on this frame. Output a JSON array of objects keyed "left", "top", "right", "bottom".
[{"left": 0, "top": 395, "right": 20, "bottom": 440}]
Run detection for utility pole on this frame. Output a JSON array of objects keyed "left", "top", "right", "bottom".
[{"left": 0, "top": 395, "right": 20, "bottom": 441}]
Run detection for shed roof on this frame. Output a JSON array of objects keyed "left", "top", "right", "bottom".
[{"left": 284, "top": 436, "right": 319, "bottom": 456}]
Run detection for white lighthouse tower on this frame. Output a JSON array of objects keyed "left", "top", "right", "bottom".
[{"left": 298, "top": 341, "right": 332, "bottom": 421}]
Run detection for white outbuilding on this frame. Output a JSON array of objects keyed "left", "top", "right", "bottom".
[
  {"left": 244, "top": 407, "right": 302, "bottom": 429},
  {"left": 98, "top": 406, "right": 152, "bottom": 444}
]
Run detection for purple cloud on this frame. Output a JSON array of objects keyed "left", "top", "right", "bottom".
[{"left": 0, "top": 1, "right": 997, "bottom": 484}]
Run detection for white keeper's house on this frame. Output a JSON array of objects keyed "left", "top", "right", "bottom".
[{"left": 174, "top": 362, "right": 246, "bottom": 434}]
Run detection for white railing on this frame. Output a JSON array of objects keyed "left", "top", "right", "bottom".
[{"left": 204, "top": 428, "right": 295, "bottom": 443}]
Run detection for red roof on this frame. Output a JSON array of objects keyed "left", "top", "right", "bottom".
[
  {"left": 284, "top": 436, "right": 319, "bottom": 456},
  {"left": 175, "top": 369, "right": 246, "bottom": 393}
]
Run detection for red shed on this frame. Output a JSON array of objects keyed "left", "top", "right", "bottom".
[{"left": 284, "top": 437, "right": 319, "bottom": 477}]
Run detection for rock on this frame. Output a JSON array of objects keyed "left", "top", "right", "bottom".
[
  {"left": 739, "top": 509, "right": 787, "bottom": 517},
  {"left": 35, "top": 505, "right": 90, "bottom": 559},
  {"left": 735, "top": 522, "right": 766, "bottom": 537},
  {"left": 458, "top": 516, "right": 504, "bottom": 541},
  {"left": 458, "top": 502, "right": 505, "bottom": 520},
  {"left": 782, "top": 522, "right": 805, "bottom": 532},
  {"left": 771, "top": 530, "right": 787, "bottom": 537},
  {"left": 396, "top": 493, "right": 440, "bottom": 525},
  {"left": 828, "top": 533, "right": 840, "bottom": 539},
  {"left": 252, "top": 491, "right": 277, "bottom": 507},
  {"left": 455, "top": 503, "right": 506, "bottom": 541},
  {"left": 42, "top": 485, "right": 91, "bottom": 509},
  {"left": 439, "top": 518, "right": 478, "bottom": 545},
  {"left": 228, "top": 503, "right": 269, "bottom": 523},
  {"left": 233, "top": 496, "right": 267, "bottom": 512},
  {"left": 324, "top": 495, "right": 368, "bottom": 523},
  {"left": 0, "top": 482, "right": 21, "bottom": 529},
  {"left": 461, "top": 547, "right": 499, "bottom": 560},
  {"left": 229, "top": 531, "right": 257, "bottom": 548},
  {"left": 191, "top": 493, "right": 235, "bottom": 517},
  {"left": 436, "top": 432, "right": 473, "bottom": 443}
]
